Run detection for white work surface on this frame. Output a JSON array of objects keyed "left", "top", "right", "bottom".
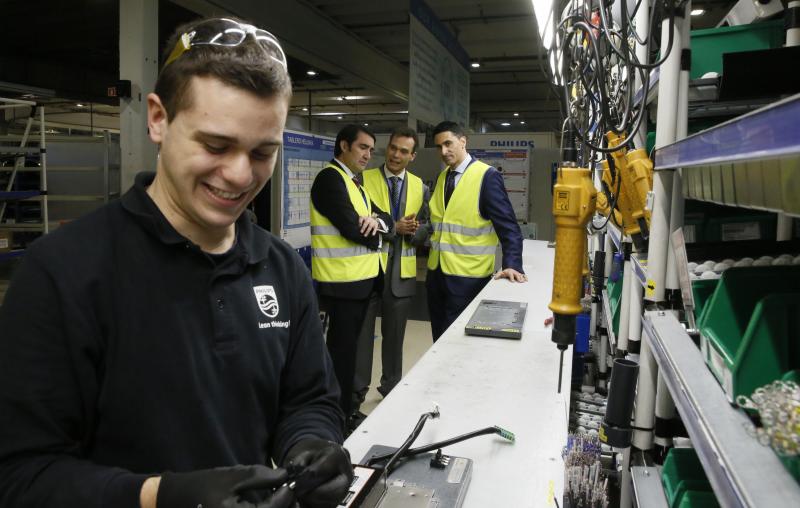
[{"left": 345, "top": 240, "right": 571, "bottom": 507}]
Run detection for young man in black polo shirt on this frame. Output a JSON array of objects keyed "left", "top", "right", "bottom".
[{"left": 0, "top": 17, "right": 351, "bottom": 508}]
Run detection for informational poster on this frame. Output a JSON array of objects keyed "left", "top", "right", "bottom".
[
  {"left": 281, "top": 130, "right": 335, "bottom": 248},
  {"left": 468, "top": 148, "right": 530, "bottom": 220},
  {"left": 408, "top": 0, "right": 470, "bottom": 128}
]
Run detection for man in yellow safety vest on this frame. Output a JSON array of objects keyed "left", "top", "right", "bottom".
[
  {"left": 426, "top": 121, "right": 527, "bottom": 341},
  {"left": 310, "top": 124, "right": 393, "bottom": 430},
  {"left": 353, "top": 127, "right": 430, "bottom": 414}
]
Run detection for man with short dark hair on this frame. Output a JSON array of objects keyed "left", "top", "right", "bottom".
[
  {"left": 353, "top": 127, "right": 429, "bottom": 409},
  {"left": 426, "top": 121, "right": 527, "bottom": 341},
  {"left": 310, "top": 124, "right": 393, "bottom": 431},
  {"left": 0, "top": 17, "right": 350, "bottom": 508}
]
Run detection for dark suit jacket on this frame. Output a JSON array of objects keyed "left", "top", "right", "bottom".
[
  {"left": 310, "top": 160, "right": 394, "bottom": 300},
  {"left": 375, "top": 167, "right": 430, "bottom": 298},
  {"left": 431, "top": 157, "right": 524, "bottom": 296}
]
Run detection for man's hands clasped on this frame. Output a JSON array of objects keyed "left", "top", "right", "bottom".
[{"left": 394, "top": 213, "right": 418, "bottom": 236}]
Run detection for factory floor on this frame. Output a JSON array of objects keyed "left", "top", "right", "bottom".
[
  {"left": 360, "top": 257, "right": 433, "bottom": 416},
  {"left": 359, "top": 318, "right": 433, "bottom": 416}
]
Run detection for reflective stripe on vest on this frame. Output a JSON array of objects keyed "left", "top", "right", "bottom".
[
  {"left": 427, "top": 159, "right": 498, "bottom": 278},
  {"left": 362, "top": 167, "right": 424, "bottom": 279},
  {"left": 310, "top": 164, "right": 380, "bottom": 282}
]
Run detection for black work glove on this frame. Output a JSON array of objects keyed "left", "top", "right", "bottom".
[
  {"left": 283, "top": 439, "right": 354, "bottom": 508},
  {"left": 157, "top": 465, "right": 294, "bottom": 508}
]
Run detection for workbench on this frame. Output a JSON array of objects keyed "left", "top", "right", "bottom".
[{"left": 344, "top": 239, "right": 571, "bottom": 507}]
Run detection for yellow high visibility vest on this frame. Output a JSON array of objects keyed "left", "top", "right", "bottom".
[
  {"left": 362, "top": 167, "right": 423, "bottom": 279},
  {"left": 310, "top": 164, "right": 380, "bottom": 283},
  {"left": 427, "top": 159, "right": 498, "bottom": 277}
]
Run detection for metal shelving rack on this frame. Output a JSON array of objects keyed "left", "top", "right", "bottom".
[
  {"left": 1, "top": 98, "right": 49, "bottom": 264},
  {"left": 631, "top": 466, "right": 668, "bottom": 508},
  {"left": 654, "top": 92, "right": 800, "bottom": 218},
  {"left": 643, "top": 311, "right": 800, "bottom": 507}
]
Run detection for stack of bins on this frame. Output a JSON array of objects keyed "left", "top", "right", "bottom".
[{"left": 697, "top": 265, "right": 800, "bottom": 481}]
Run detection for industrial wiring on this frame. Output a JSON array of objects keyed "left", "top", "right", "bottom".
[
  {"left": 365, "top": 425, "right": 516, "bottom": 469},
  {"left": 543, "top": 0, "right": 686, "bottom": 165},
  {"left": 378, "top": 407, "right": 440, "bottom": 475}
]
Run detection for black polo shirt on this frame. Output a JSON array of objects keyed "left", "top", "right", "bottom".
[{"left": 0, "top": 173, "right": 343, "bottom": 508}]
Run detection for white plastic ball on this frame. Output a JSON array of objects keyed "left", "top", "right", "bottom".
[
  {"left": 713, "top": 262, "right": 730, "bottom": 273},
  {"left": 688, "top": 262, "right": 698, "bottom": 271},
  {"left": 701, "top": 270, "right": 719, "bottom": 279},
  {"left": 695, "top": 264, "right": 711, "bottom": 275}
]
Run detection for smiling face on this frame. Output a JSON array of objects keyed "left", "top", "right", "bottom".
[
  {"left": 338, "top": 131, "right": 375, "bottom": 174},
  {"left": 434, "top": 130, "right": 467, "bottom": 168},
  {"left": 146, "top": 76, "right": 288, "bottom": 250},
  {"left": 385, "top": 135, "right": 417, "bottom": 175}
]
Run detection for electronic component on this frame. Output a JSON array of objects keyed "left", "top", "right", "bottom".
[
  {"left": 464, "top": 299, "right": 527, "bottom": 339},
  {"left": 361, "top": 445, "right": 473, "bottom": 508}
]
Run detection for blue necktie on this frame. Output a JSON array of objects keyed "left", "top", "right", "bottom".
[
  {"left": 389, "top": 176, "right": 401, "bottom": 219},
  {"left": 444, "top": 169, "right": 456, "bottom": 207},
  {"left": 352, "top": 177, "right": 367, "bottom": 205}
]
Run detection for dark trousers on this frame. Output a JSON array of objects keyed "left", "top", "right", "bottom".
[
  {"left": 322, "top": 296, "right": 370, "bottom": 418},
  {"left": 426, "top": 268, "right": 489, "bottom": 341},
  {"left": 353, "top": 285, "right": 412, "bottom": 408}
]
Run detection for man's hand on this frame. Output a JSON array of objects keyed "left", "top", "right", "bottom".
[
  {"left": 152, "top": 465, "right": 293, "bottom": 508},
  {"left": 358, "top": 216, "right": 379, "bottom": 236},
  {"left": 283, "top": 439, "right": 353, "bottom": 508},
  {"left": 395, "top": 213, "right": 418, "bottom": 236},
  {"left": 494, "top": 268, "right": 528, "bottom": 282}
]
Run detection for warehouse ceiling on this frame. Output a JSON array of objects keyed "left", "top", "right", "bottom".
[{"left": 1, "top": 0, "right": 744, "bottom": 136}]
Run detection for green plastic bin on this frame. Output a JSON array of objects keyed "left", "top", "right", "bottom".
[
  {"left": 608, "top": 277, "right": 623, "bottom": 337},
  {"left": 677, "top": 490, "right": 720, "bottom": 508},
  {"left": 690, "top": 20, "right": 784, "bottom": 79},
  {"left": 661, "top": 448, "right": 715, "bottom": 508},
  {"left": 698, "top": 266, "right": 800, "bottom": 401},
  {"left": 691, "top": 278, "right": 719, "bottom": 321}
]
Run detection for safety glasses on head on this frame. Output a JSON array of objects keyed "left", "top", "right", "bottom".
[{"left": 164, "top": 18, "right": 287, "bottom": 70}]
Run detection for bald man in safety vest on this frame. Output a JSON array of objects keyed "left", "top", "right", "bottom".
[{"left": 426, "top": 121, "right": 527, "bottom": 341}]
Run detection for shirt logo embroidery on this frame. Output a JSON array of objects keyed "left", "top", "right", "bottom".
[{"left": 253, "top": 285, "right": 279, "bottom": 318}]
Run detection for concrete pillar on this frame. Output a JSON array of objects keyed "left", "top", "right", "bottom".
[{"left": 119, "top": 0, "right": 159, "bottom": 193}]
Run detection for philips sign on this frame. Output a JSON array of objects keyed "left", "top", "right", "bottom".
[{"left": 489, "top": 140, "right": 535, "bottom": 148}]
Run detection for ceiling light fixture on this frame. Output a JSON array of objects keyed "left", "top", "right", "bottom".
[
  {"left": 531, "top": 0, "right": 555, "bottom": 49},
  {"left": 690, "top": 8, "right": 705, "bottom": 16},
  {"left": 337, "top": 116, "right": 343, "bottom": 120},
  {"left": 471, "top": 62, "right": 481, "bottom": 68},
  {"left": 501, "top": 122, "right": 511, "bottom": 127},
  {"left": 76, "top": 103, "right": 85, "bottom": 108},
  {"left": 513, "top": 112, "right": 519, "bottom": 117},
  {"left": 363, "top": 123, "right": 369, "bottom": 126},
  {"left": 520, "top": 121, "right": 526, "bottom": 125},
  {"left": 302, "top": 107, "right": 308, "bottom": 111},
  {"left": 306, "top": 70, "right": 317, "bottom": 76}
]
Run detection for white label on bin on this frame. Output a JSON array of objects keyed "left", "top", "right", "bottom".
[
  {"left": 0, "top": 239, "right": 8, "bottom": 249},
  {"left": 721, "top": 221, "right": 759, "bottom": 241}
]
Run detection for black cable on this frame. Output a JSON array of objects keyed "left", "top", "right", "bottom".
[
  {"left": 380, "top": 409, "right": 439, "bottom": 475},
  {"left": 366, "top": 425, "right": 514, "bottom": 467}
]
